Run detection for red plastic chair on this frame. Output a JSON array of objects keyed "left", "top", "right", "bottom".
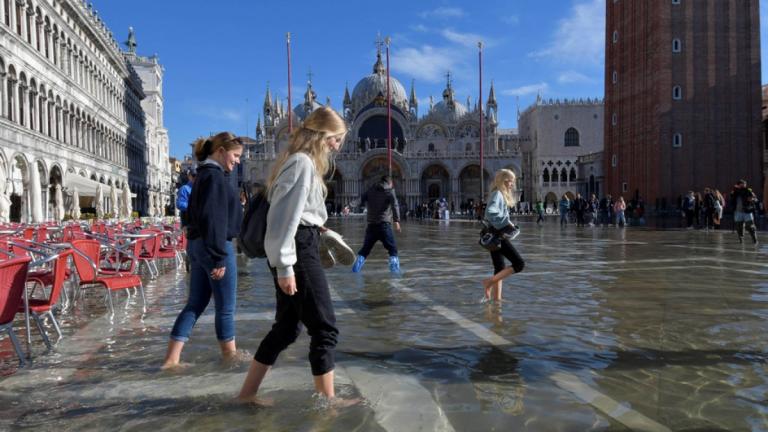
[
  {"left": 0, "top": 256, "right": 32, "bottom": 366},
  {"left": 18, "top": 250, "right": 72, "bottom": 349},
  {"left": 70, "top": 239, "right": 144, "bottom": 315},
  {"left": 135, "top": 229, "right": 162, "bottom": 278}
]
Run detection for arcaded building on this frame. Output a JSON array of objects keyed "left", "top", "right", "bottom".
[{"left": 604, "top": 0, "right": 763, "bottom": 209}]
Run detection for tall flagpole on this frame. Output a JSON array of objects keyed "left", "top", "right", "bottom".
[
  {"left": 478, "top": 41, "right": 484, "bottom": 203},
  {"left": 386, "top": 36, "right": 392, "bottom": 178},
  {"left": 286, "top": 32, "right": 293, "bottom": 133}
]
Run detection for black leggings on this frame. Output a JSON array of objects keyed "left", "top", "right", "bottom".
[
  {"left": 256, "top": 227, "right": 338, "bottom": 376},
  {"left": 490, "top": 238, "right": 525, "bottom": 275}
]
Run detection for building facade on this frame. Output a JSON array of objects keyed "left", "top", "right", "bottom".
[
  {"left": 0, "top": 0, "right": 167, "bottom": 222},
  {"left": 124, "top": 28, "right": 172, "bottom": 217},
  {"left": 517, "top": 96, "right": 604, "bottom": 209},
  {"left": 244, "top": 49, "right": 522, "bottom": 212},
  {"left": 604, "top": 0, "right": 763, "bottom": 210}
]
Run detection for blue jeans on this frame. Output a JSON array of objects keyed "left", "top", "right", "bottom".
[
  {"left": 357, "top": 222, "right": 398, "bottom": 257},
  {"left": 170, "top": 239, "right": 237, "bottom": 342},
  {"left": 615, "top": 211, "right": 626, "bottom": 226}
]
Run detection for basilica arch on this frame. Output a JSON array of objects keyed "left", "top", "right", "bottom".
[
  {"left": 359, "top": 156, "right": 404, "bottom": 202},
  {"left": 420, "top": 163, "right": 450, "bottom": 202},
  {"left": 458, "top": 164, "right": 491, "bottom": 205},
  {"left": 354, "top": 109, "right": 407, "bottom": 152}
]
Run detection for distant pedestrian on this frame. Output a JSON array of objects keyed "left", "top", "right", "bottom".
[
  {"left": 558, "top": 194, "right": 570, "bottom": 226},
  {"left": 614, "top": 196, "right": 627, "bottom": 227},
  {"left": 176, "top": 168, "right": 196, "bottom": 228},
  {"left": 352, "top": 175, "right": 402, "bottom": 273},
  {"left": 713, "top": 189, "right": 724, "bottom": 229},
  {"left": 730, "top": 179, "right": 758, "bottom": 244},
  {"left": 535, "top": 200, "right": 544, "bottom": 224},
  {"left": 573, "top": 193, "right": 587, "bottom": 227},
  {"left": 682, "top": 191, "right": 695, "bottom": 229}
]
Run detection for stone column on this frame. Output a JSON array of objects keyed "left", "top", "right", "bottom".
[
  {"left": 28, "top": 88, "right": 36, "bottom": 131},
  {"left": 39, "top": 95, "right": 47, "bottom": 136},
  {"left": 14, "top": 81, "right": 27, "bottom": 124},
  {"left": 0, "top": 71, "right": 6, "bottom": 119},
  {"left": 26, "top": 7, "right": 35, "bottom": 47}
]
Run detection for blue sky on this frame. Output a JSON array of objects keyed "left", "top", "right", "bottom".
[{"left": 94, "top": 0, "right": 768, "bottom": 159}]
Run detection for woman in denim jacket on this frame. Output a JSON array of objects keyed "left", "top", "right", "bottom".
[{"left": 482, "top": 169, "right": 525, "bottom": 302}]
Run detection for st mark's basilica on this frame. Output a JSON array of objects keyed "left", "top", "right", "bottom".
[{"left": 242, "top": 46, "right": 523, "bottom": 212}]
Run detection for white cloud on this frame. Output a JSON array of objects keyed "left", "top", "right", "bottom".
[
  {"left": 557, "top": 70, "right": 595, "bottom": 84},
  {"left": 419, "top": 7, "right": 465, "bottom": 19},
  {"left": 501, "top": 82, "right": 549, "bottom": 97},
  {"left": 441, "top": 29, "right": 487, "bottom": 49},
  {"left": 392, "top": 45, "right": 459, "bottom": 83},
  {"left": 501, "top": 15, "right": 520, "bottom": 25},
  {"left": 529, "top": 0, "right": 605, "bottom": 66},
  {"left": 410, "top": 24, "right": 429, "bottom": 33}
]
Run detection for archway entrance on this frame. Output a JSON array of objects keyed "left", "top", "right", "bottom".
[
  {"left": 360, "top": 156, "right": 404, "bottom": 202},
  {"left": 325, "top": 170, "right": 343, "bottom": 213},
  {"left": 357, "top": 115, "right": 405, "bottom": 152},
  {"left": 421, "top": 164, "right": 450, "bottom": 203},
  {"left": 459, "top": 164, "right": 490, "bottom": 205}
]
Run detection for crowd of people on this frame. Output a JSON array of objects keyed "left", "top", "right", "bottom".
[{"left": 165, "top": 105, "right": 760, "bottom": 408}]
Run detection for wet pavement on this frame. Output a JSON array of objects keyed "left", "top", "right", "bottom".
[{"left": 1, "top": 217, "right": 767, "bottom": 431}]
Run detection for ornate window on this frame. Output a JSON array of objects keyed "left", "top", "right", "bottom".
[
  {"left": 428, "top": 143, "right": 435, "bottom": 152},
  {"left": 542, "top": 168, "right": 550, "bottom": 183},
  {"left": 569, "top": 167, "right": 577, "bottom": 182},
  {"left": 564, "top": 127, "right": 580, "bottom": 147},
  {"left": 560, "top": 168, "right": 567, "bottom": 182}
]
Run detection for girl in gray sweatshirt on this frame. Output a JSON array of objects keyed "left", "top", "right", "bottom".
[{"left": 238, "top": 107, "right": 353, "bottom": 406}]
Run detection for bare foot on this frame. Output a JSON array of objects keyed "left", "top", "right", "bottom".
[
  {"left": 222, "top": 349, "right": 252, "bottom": 367},
  {"left": 330, "top": 397, "right": 363, "bottom": 408},
  {"left": 235, "top": 395, "right": 275, "bottom": 407},
  {"left": 482, "top": 278, "right": 493, "bottom": 299},
  {"left": 160, "top": 361, "right": 193, "bottom": 371}
]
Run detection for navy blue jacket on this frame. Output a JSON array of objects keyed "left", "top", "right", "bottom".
[{"left": 187, "top": 163, "right": 242, "bottom": 267}]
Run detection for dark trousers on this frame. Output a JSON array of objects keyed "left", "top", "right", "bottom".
[
  {"left": 576, "top": 211, "right": 585, "bottom": 226},
  {"left": 491, "top": 238, "right": 525, "bottom": 274},
  {"left": 255, "top": 227, "right": 338, "bottom": 376},
  {"left": 357, "top": 222, "right": 398, "bottom": 257}
]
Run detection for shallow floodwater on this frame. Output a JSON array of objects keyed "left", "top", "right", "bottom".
[{"left": 1, "top": 217, "right": 767, "bottom": 431}]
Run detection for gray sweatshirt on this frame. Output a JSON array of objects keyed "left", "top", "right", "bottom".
[{"left": 265, "top": 152, "right": 327, "bottom": 278}]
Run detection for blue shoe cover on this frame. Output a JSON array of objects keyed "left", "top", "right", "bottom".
[{"left": 352, "top": 255, "right": 366, "bottom": 273}]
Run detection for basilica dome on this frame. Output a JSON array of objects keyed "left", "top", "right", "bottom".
[
  {"left": 428, "top": 79, "right": 469, "bottom": 123},
  {"left": 350, "top": 52, "right": 408, "bottom": 113}
]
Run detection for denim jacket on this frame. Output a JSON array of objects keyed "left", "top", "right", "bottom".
[{"left": 485, "top": 190, "right": 511, "bottom": 230}]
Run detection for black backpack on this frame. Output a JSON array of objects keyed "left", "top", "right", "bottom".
[{"left": 238, "top": 192, "right": 270, "bottom": 258}]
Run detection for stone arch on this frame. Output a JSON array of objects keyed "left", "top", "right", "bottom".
[
  {"left": 359, "top": 155, "right": 405, "bottom": 199},
  {"left": 355, "top": 110, "right": 406, "bottom": 152},
  {"left": 544, "top": 191, "right": 558, "bottom": 210},
  {"left": 458, "top": 164, "right": 491, "bottom": 204},
  {"left": 421, "top": 163, "right": 450, "bottom": 202}
]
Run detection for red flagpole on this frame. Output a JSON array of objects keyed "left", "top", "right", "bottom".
[
  {"left": 478, "top": 41, "right": 484, "bottom": 202},
  {"left": 386, "top": 37, "right": 392, "bottom": 178},
  {"left": 286, "top": 32, "right": 293, "bottom": 133}
]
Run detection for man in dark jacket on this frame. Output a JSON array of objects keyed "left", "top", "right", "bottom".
[
  {"left": 730, "top": 179, "right": 758, "bottom": 244},
  {"left": 352, "top": 175, "right": 402, "bottom": 273}
]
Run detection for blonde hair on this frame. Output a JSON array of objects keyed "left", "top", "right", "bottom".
[
  {"left": 489, "top": 169, "right": 517, "bottom": 207},
  {"left": 267, "top": 107, "right": 347, "bottom": 197},
  {"left": 193, "top": 131, "right": 242, "bottom": 162}
]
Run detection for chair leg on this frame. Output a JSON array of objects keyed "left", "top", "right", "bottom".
[
  {"left": 106, "top": 290, "right": 115, "bottom": 316},
  {"left": 32, "top": 313, "right": 52, "bottom": 351},
  {"left": 46, "top": 310, "right": 63, "bottom": 341},
  {"left": 138, "top": 283, "right": 146, "bottom": 310},
  {"left": 5, "top": 326, "right": 26, "bottom": 367}
]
